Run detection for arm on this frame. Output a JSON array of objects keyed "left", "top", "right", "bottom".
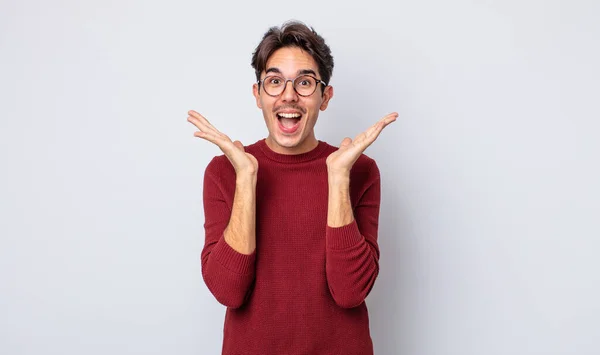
[
  {"left": 326, "top": 161, "right": 381, "bottom": 308},
  {"left": 324, "top": 112, "right": 396, "bottom": 308},
  {"left": 201, "top": 160, "right": 257, "bottom": 308},
  {"left": 188, "top": 110, "right": 258, "bottom": 308},
  {"left": 224, "top": 173, "right": 257, "bottom": 255}
]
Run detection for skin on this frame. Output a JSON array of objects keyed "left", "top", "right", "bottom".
[
  {"left": 187, "top": 111, "right": 257, "bottom": 254},
  {"left": 325, "top": 112, "right": 397, "bottom": 227},
  {"left": 252, "top": 46, "right": 333, "bottom": 155},
  {"left": 187, "top": 45, "right": 397, "bottom": 253}
]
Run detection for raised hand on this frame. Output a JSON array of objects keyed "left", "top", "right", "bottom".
[
  {"left": 187, "top": 110, "right": 258, "bottom": 176},
  {"left": 326, "top": 112, "right": 398, "bottom": 176}
]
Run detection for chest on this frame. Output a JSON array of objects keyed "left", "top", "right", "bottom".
[{"left": 255, "top": 164, "right": 329, "bottom": 245}]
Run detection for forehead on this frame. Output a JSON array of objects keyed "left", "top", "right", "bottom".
[{"left": 265, "top": 47, "right": 318, "bottom": 75}]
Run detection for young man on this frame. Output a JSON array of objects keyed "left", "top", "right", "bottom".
[{"left": 188, "top": 21, "right": 397, "bottom": 355}]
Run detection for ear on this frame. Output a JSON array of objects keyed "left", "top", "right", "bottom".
[
  {"left": 319, "top": 85, "right": 334, "bottom": 111},
  {"left": 252, "top": 83, "right": 262, "bottom": 109}
]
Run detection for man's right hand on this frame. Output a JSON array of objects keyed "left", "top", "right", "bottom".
[{"left": 187, "top": 110, "right": 258, "bottom": 176}]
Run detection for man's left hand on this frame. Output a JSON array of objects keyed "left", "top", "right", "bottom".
[{"left": 326, "top": 112, "right": 398, "bottom": 177}]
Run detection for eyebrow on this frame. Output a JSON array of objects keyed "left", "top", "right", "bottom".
[{"left": 265, "top": 67, "right": 318, "bottom": 77}]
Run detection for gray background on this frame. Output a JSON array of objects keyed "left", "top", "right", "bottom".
[{"left": 1, "top": 0, "right": 599, "bottom": 354}]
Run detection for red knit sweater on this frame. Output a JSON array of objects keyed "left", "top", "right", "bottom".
[{"left": 201, "top": 139, "right": 381, "bottom": 355}]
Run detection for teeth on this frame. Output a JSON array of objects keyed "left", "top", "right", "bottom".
[{"left": 278, "top": 113, "right": 301, "bottom": 119}]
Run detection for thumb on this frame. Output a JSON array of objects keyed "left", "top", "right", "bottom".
[
  {"left": 340, "top": 137, "right": 352, "bottom": 147},
  {"left": 233, "top": 140, "right": 245, "bottom": 151}
]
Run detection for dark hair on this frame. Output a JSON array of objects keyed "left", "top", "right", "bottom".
[{"left": 251, "top": 21, "right": 334, "bottom": 88}]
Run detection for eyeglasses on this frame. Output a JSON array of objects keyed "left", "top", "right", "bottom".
[{"left": 258, "top": 74, "right": 327, "bottom": 97}]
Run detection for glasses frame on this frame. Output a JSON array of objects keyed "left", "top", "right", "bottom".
[{"left": 258, "top": 74, "right": 328, "bottom": 97}]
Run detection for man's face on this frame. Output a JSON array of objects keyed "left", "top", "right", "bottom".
[{"left": 253, "top": 46, "right": 333, "bottom": 155}]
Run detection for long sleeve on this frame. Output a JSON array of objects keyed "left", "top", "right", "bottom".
[
  {"left": 325, "top": 159, "right": 381, "bottom": 308},
  {"left": 201, "top": 157, "right": 256, "bottom": 308},
  {"left": 206, "top": 139, "right": 378, "bottom": 354}
]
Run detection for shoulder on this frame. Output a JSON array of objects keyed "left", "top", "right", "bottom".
[
  {"left": 203, "top": 154, "right": 236, "bottom": 199},
  {"left": 350, "top": 154, "right": 380, "bottom": 192},
  {"left": 204, "top": 154, "right": 235, "bottom": 186},
  {"left": 352, "top": 153, "right": 379, "bottom": 175},
  {"left": 205, "top": 154, "right": 230, "bottom": 173},
  {"left": 244, "top": 139, "right": 263, "bottom": 153}
]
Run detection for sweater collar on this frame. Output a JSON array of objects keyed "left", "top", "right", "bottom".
[{"left": 257, "top": 138, "right": 330, "bottom": 163}]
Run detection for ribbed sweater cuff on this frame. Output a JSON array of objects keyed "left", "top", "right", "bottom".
[
  {"left": 326, "top": 220, "right": 364, "bottom": 250},
  {"left": 211, "top": 236, "right": 256, "bottom": 275}
]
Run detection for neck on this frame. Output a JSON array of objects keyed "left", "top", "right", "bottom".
[{"left": 265, "top": 136, "right": 319, "bottom": 155}]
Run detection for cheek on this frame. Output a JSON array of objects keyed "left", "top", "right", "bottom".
[
  {"left": 261, "top": 97, "right": 276, "bottom": 110},
  {"left": 306, "top": 100, "right": 322, "bottom": 117}
]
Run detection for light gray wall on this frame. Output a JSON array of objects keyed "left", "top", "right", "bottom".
[{"left": 1, "top": 0, "right": 599, "bottom": 354}]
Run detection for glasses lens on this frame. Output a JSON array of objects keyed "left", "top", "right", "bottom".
[
  {"left": 294, "top": 75, "right": 317, "bottom": 96},
  {"left": 263, "top": 76, "right": 285, "bottom": 96}
]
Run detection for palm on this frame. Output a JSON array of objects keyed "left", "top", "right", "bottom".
[
  {"left": 326, "top": 112, "right": 397, "bottom": 174},
  {"left": 187, "top": 110, "right": 258, "bottom": 174}
]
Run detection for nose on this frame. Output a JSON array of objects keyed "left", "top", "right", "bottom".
[{"left": 281, "top": 79, "right": 299, "bottom": 102}]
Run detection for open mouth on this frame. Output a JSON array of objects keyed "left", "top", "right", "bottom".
[{"left": 276, "top": 112, "right": 302, "bottom": 133}]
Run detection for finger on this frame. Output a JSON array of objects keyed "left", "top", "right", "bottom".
[
  {"left": 187, "top": 111, "right": 222, "bottom": 135},
  {"left": 365, "top": 113, "right": 398, "bottom": 138},
  {"left": 233, "top": 140, "right": 245, "bottom": 151},
  {"left": 187, "top": 114, "right": 212, "bottom": 133},
  {"left": 339, "top": 137, "right": 352, "bottom": 147},
  {"left": 381, "top": 112, "right": 398, "bottom": 126},
  {"left": 374, "top": 113, "right": 398, "bottom": 130},
  {"left": 363, "top": 113, "right": 394, "bottom": 137},
  {"left": 187, "top": 113, "right": 216, "bottom": 132},
  {"left": 189, "top": 119, "right": 228, "bottom": 146},
  {"left": 193, "top": 129, "right": 227, "bottom": 146},
  {"left": 193, "top": 130, "right": 218, "bottom": 143},
  {"left": 354, "top": 115, "right": 395, "bottom": 147},
  {"left": 188, "top": 117, "right": 233, "bottom": 148},
  {"left": 195, "top": 131, "right": 241, "bottom": 157},
  {"left": 188, "top": 112, "right": 235, "bottom": 152},
  {"left": 356, "top": 120, "right": 382, "bottom": 143},
  {"left": 188, "top": 110, "right": 214, "bottom": 126}
]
